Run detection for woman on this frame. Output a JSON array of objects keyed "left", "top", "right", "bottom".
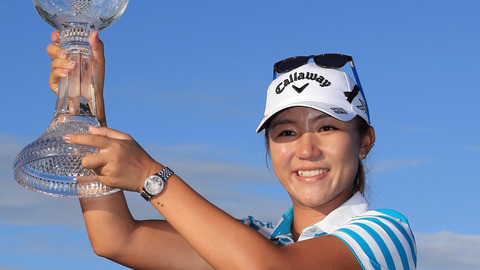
[{"left": 48, "top": 31, "right": 417, "bottom": 269}]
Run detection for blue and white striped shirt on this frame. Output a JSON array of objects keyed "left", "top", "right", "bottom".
[{"left": 240, "top": 192, "right": 417, "bottom": 269}]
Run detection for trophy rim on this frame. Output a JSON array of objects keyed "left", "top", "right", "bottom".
[{"left": 32, "top": 0, "right": 129, "bottom": 31}]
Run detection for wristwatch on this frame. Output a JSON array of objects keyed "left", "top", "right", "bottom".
[{"left": 141, "top": 167, "right": 174, "bottom": 201}]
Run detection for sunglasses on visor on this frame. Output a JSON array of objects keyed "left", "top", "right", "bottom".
[
  {"left": 274, "top": 53, "right": 356, "bottom": 78},
  {"left": 272, "top": 53, "right": 369, "bottom": 123}
]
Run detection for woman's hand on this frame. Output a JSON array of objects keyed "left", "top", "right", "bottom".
[
  {"left": 47, "top": 30, "right": 108, "bottom": 126},
  {"left": 64, "top": 126, "right": 162, "bottom": 193},
  {"left": 46, "top": 30, "right": 105, "bottom": 95}
]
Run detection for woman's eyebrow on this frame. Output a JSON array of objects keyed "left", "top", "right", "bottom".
[
  {"left": 269, "top": 112, "right": 333, "bottom": 130},
  {"left": 311, "top": 113, "right": 332, "bottom": 121},
  {"left": 269, "top": 118, "right": 296, "bottom": 130}
]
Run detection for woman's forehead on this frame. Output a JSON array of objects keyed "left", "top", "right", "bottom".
[
  {"left": 275, "top": 107, "right": 330, "bottom": 120},
  {"left": 269, "top": 107, "right": 335, "bottom": 127}
]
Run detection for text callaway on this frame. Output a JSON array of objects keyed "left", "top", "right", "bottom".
[{"left": 276, "top": 72, "right": 331, "bottom": 94}]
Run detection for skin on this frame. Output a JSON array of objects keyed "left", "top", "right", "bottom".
[{"left": 48, "top": 31, "right": 374, "bottom": 269}]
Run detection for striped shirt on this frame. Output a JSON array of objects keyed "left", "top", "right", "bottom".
[{"left": 240, "top": 192, "right": 417, "bottom": 269}]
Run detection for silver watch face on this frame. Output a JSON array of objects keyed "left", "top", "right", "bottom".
[{"left": 145, "top": 175, "right": 164, "bottom": 195}]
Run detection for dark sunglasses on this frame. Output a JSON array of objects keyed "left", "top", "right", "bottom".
[
  {"left": 272, "top": 53, "right": 369, "bottom": 123},
  {"left": 273, "top": 54, "right": 353, "bottom": 75}
]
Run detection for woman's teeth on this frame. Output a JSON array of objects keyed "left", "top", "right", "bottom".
[{"left": 297, "top": 169, "right": 329, "bottom": 177}]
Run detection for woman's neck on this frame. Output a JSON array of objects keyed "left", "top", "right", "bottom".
[
  {"left": 290, "top": 206, "right": 328, "bottom": 241},
  {"left": 290, "top": 193, "right": 353, "bottom": 241}
]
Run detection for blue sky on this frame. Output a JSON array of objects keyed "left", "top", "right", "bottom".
[{"left": 1, "top": 0, "right": 479, "bottom": 269}]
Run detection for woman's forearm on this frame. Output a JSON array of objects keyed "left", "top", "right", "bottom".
[
  {"left": 79, "top": 185, "right": 213, "bottom": 269},
  {"left": 148, "top": 174, "right": 284, "bottom": 269},
  {"left": 79, "top": 191, "right": 136, "bottom": 257}
]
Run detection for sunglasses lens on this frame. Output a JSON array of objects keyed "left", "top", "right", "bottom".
[
  {"left": 275, "top": 56, "right": 309, "bottom": 73},
  {"left": 314, "top": 54, "right": 350, "bottom": 68}
]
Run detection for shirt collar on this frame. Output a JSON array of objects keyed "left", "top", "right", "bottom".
[
  {"left": 307, "top": 191, "right": 369, "bottom": 234},
  {"left": 271, "top": 207, "right": 294, "bottom": 238},
  {"left": 273, "top": 192, "right": 370, "bottom": 241}
]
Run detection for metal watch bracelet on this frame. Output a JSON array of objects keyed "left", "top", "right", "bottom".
[{"left": 141, "top": 167, "right": 174, "bottom": 201}]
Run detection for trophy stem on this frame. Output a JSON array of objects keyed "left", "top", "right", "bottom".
[
  {"left": 54, "top": 26, "right": 96, "bottom": 124},
  {"left": 59, "top": 24, "right": 93, "bottom": 54}
]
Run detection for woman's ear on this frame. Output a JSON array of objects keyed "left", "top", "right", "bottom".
[{"left": 359, "top": 126, "right": 375, "bottom": 160}]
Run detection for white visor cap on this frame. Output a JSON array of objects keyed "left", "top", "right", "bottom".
[{"left": 256, "top": 63, "right": 369, "bottom": 133}]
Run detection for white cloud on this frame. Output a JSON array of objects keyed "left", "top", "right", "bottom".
[
  {"left": 467, "top": 146, "right": 480, "bottom": 152},
  {"left": 0, "top": 173, "right": 87, "bottom": 228},
  {"left": 0, "top": 134, "right": 27, "bottom": 172},
  {"left": 370, "top": 157, "right": 433, "bottom": 172},
  {"left": 376, "top": 122, "right": 437, "bottom": 135},
  {"left": 416, "top": 231, "right": 480, "bottom": 270}
]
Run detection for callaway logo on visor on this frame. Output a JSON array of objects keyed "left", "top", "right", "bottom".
[
  {"left": 275, "top": 71, "right": 331, "bottom": 94},
  {"left": 274, "top": 71, "right": 361, "bottom": 106}
]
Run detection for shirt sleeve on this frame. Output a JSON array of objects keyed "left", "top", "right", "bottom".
[
  {"left": 238, "top": 216, "right": 276, "bottom": 239},
  {"left": 329, "top": 209, "right": 417, "bottom": 270}
]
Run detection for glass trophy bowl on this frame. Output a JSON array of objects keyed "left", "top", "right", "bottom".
[{"left": 13, "top": 0, "right": 129, "bottom": 198}]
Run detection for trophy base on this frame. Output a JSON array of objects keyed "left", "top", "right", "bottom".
[{"left": 13, "top": 117, "right": 120, "bottom": 198}]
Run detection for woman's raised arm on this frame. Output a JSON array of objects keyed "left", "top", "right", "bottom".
[{"left": 47, "top": 31, "right": 212, "bottom": 269}]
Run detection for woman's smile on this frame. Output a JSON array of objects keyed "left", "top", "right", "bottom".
[{"left": 296, "top": 168, "right": 330, "bottom": 179}]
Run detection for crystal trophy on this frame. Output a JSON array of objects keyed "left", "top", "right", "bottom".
[{"left": 13, "top": 0, "right": 129, "bottom": 198}]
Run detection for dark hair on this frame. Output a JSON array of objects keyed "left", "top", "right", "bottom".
[
  {"left": 264, "top": 115, "right": 370, "bottom": 195},
  {"left": 352, "top": 116, "right": 370, "bottom": 194}
]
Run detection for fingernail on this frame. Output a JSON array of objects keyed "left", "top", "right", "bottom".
[
  {"left": 62, "top": 135, "right": 70, "bottom": 141},
  {"left": 68, "top": 61, "right": 76, "bottom": 67},
  {"left": 63, "top": 70, "right": 69, "bottom": 75},
  {"left": 52, "top": 33, "right": 59, "bottom": 39},
  {"left": 60, "top": 51, "right": 67, "bottom": 58}
]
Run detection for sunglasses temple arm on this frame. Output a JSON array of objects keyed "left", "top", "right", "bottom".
[
  {"left": 351, "top": 64, "right": 371, "bottom": 123},
  {"left": 351, "top": 65, "right": 363, "bottom": 90}
]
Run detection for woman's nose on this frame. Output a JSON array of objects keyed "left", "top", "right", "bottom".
[{"left": 295, "top": 133, "right": 322, "bottom": 160}]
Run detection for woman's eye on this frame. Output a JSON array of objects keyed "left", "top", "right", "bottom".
[
  {"left": 279, "top": 130, "right": 296, "bottom": 137},
  {"left": 319, "top": 126, "right": 337, "bottom": 132}
]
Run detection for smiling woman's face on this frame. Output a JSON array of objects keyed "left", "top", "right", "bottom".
[{"left": 268, "top": 107, "right": 365, "bottom": 212}]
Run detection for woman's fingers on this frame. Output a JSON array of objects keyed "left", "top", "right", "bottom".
[
  {"left": 47, "top": 37, "right": 75, "bottom": 94},
  {"left": 46, "top": 42, "right": 66, "bottom": 61},
  {"left": 48, "top": 43, "right": 76, "bottom": 73},
  {"left": 48, "top": 70, "right": 65, "bottom": 95},
  {"left": 63, "top": 128, "right": 153, "bottom": 192},
  {"left": 89, "top": 126, "right": 131, "bottom": 140},
  {"left": 50, "top": 56, "right": 75, "bottom": 70},
  {"left": 82, "top": 151, "right": 108, "bottom": 172},
  {"left": 48, "top": 59, "right": 75, "bottom": 94},
  {"left": 64, "top": 133, "right": 114, "bottom": 172},
  {"left": 64, "top": 132, "right": 110, "bottom": 150},
  {"left": 64, "top": 128, "right": 134, "bottom": 171},
  {"left": 88, "top": 31, "right": 106, "bottom": 95},
  {"left": 51, "top": 30, "right": 60, "bottom": 43},
  {"left": 89, "top": 31, "right": 105, "bottom": 66}
]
